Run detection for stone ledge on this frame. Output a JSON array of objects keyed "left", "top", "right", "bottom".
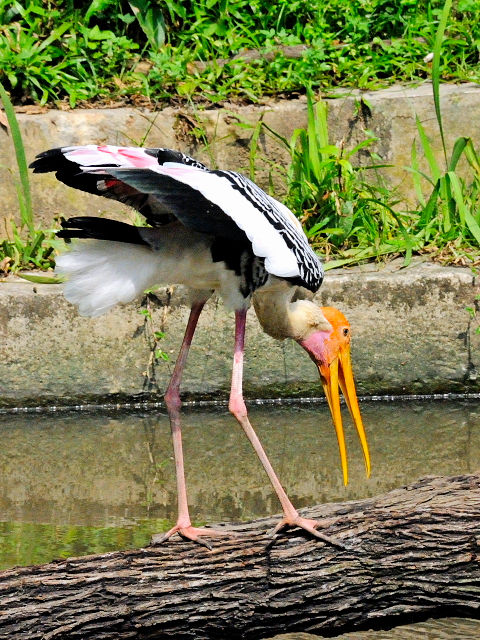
[
  {"left": 2, "top": 83, "right": 480, "bottom": 228},
  {"left": 1, "top": 260, "right": 478, "bottom": 408}
]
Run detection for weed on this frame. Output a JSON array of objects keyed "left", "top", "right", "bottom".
[
  {"left": 0, "top": 80, "right": 32, "bottom": 231},
  {"left": 406, "top": 0, "right": 480, "bottom": 258},
  {"left": 3, "top": 0, "right": 480, "bottom": 275},
  {"left": 248, "top": 91, "right": 411, "bottom": 268},
  {"left": 465, "top": 292, "right": 480, "bottom": 336},
  {"left": 139, "top": 296, "right": 171, "bottom": 391},
  {"left": 243, "top": 0, "right": 480, "bottom": 268},
  {"left": 0, "top": 80, "right": 57, "bottom": 275},
  {"left": 0, "top": 218, "right": 56, "bottom": 276}
]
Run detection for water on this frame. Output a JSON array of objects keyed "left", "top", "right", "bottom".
[
  {"left": 0, "top": 399, "right": 479, "bottom": 566},
  {"left": 276, "top": 618, "right": 480, "bottom": 639},
  {"left": 0, "top": 399, "right": 479, "bottom": 637}
]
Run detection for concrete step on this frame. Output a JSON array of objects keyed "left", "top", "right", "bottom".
[{"left": 1, "top": 259, "right": 478, "bottom": 408}]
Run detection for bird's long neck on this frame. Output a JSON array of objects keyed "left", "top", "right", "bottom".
[{"left": 252, "top": 283, "right": 330, "bottom": 341}]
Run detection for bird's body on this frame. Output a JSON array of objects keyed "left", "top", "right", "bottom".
[
  {"left": 31, "top": 144, "right": 370, "bottom": 548},
  {"left": 56, "top": 221, "right": 248, "bottom": 314}
]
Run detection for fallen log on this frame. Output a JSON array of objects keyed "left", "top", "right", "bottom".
[{"left": 0, "top": 474, "right": 479, "bottom": 639}]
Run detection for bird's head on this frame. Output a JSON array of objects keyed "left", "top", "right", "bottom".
[{"left": 297, "top": 306, "right": 371, "bottom": 485}]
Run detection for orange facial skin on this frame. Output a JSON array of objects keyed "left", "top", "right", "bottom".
[{"left": 298, "top": 307, "right": 371, "bottom": 485}]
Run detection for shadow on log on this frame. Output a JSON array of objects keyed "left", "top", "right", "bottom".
[{"left": 0, "top": 474, "right": 479, "bottom": 639}]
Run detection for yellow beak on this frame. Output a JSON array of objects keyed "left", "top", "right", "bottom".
[{"left": 319, "top": 345, "right": 371, "bottom": 485}]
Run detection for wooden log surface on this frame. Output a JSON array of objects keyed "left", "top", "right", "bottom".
[{"left": 0, "top": 473, "right": 479, "bottom": 639}]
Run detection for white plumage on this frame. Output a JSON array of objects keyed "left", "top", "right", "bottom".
[
  {"left": 56, "top": 240, "right": 157, "bottom": 317},
  {"left": 56, "top": 223, "right": 247, "bottom": 315},
  {"left": 56, "top": 145, "right": 323, "bottom": 290}
]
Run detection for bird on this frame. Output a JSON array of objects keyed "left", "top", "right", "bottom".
[{"left": 30, "top": 144, "right": 371, "bottom": 549}]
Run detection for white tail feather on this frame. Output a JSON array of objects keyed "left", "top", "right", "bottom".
[{"left": 55, "top": 240, "right": 159, "bottom": 317}]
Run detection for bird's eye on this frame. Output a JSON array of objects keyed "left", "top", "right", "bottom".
[{"left": 343, "top": 328, "right": 349, "bottom": 336}]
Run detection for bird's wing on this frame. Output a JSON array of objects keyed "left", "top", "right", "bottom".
[
  {"left": 87, "top": 162, "right": 323, "bottom": 291},
  {"left": 211, "top": 169, "right": 323, "bottom": 289},
  {"left": 267, "top": 194, "right": 305, "bottom": 234},
  {"left": 30, "top": 145, "right": 323, "bottom": 291},
  {"left": 29, "top": 145, "right": 209, "bottom": 227}
]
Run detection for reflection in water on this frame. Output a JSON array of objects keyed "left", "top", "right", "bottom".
[
  {"left": 275, "top": 617, "right": 480, "bottom": 640},
  {"left": 0, "top": 399, "right": 478, "bottom": 568},
  {"left": 1, "top": 400, "right": 479, "bottom": 638}
]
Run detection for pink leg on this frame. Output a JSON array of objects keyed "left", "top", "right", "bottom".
[
  {"left": 229, "top": 309, "right": 344, "bottom": 549},
  {"left": 151, "top": 301, "right": 227, "bottom": 549}
]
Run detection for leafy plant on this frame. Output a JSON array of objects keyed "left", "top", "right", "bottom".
[
  {"left": 0, "top": 0, "right": 479, "bottom": 107},
  {"left": 0, "top": 219, "right": 55, "bottom": 275},
  {"left": 138, "top": 297, "right": 171, "bottom": 390},
  {"left": 248, "top": 91, "right": 411, "bottom": 268},
  {"left": 466, "top": 294, "right": 480, "bottom": 335},
  {"left": 0, "top": 80, "right": 57, "bottom": 274},
  {"left": 85, "top": 0, "right": 166, "bottom": 49},
  {"left": 2, "top": 0, "right": 480, "bottom": 276},
  {"left": 242, "top": 0, "right": 480, "bottom": 269},
  {"left": 406, "top": 0, "right": 480, "bottom": 258},
  {"left": 128, "top": 0, "right": 166, "bottom": 51},
  {"left": 0, "top": 80, "right": 32, "bottom": 231}
]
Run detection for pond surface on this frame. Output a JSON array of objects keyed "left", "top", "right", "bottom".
[
  {"left": 0, "top": 399, "right": 479, "bottom": 637},
  {"left": 0, "top": 399, "right": 479, "bottom": 567}
]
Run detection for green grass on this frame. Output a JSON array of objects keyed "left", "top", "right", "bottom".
[
  {"left": 242, "top": 0, "right": 480, "bottom": 269},
  {"left": 248, "top": 93, "right": 410, "bottom": 268},
  {"left": 1, "top": 0, "right": 479, "bottom": 107}
]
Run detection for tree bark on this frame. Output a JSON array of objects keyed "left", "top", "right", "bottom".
[{"left": 0, "top": 474, "right": 479, "bottom": 639}]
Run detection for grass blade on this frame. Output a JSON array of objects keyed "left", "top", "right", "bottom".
[
  {"left": 448, "top": 137, "right": 469, "bottom": 172},
  {"left": 249, "top": 116, "right": 264, "bottom": 181},
  {"left": 448, "top": 171, "right": 480, "bottom": 244},
  {"left": 417, "top": 182, "right": 440, "bottom": 229},
  {"left": 415, "top": 116, "right": 441, "bottom": 183},
  {"left": 410, "top": 139, "right": 426, "bottom": 206},
  {"left": 432, "top": 0, "right": 452, "bottom": 167},
  {"left": 35, "top": 23, "right": 72, "bottom": 53},
  {"left": 0, "top": 81, "right": 33, "bottom": 234},
  {"left": 16, "top": 273, "right": 65, "bottom": 284},
  {"left": 464, "top": 140, "right": 480, "bottom": 176},
  {"left": 365, "top": 198, "right": 415, "bottom": 265},
  {"left": 306, "top": 93, "right": 323, "bottom": 182}
]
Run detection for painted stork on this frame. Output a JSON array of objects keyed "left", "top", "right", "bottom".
[{"left": 30, "top": 145, "right": 371, "bottom": 549}]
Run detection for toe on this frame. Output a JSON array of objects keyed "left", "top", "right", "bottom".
[
  {"left": 150, "top": 525, "right": 237, "bottom": 549},
  {"left": 295, "top": 518, "right": 346, "bottom": 549},
  {"left": 150, "top": 527, "right": 177, "bottom": 545},
  {"left": 179, "top": 528, "right": 213, "bottom": 550},
  {"left": 270, "top": 516, "right": 347, "bottom": 550}
]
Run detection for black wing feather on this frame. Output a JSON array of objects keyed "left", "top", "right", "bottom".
[
  {"left": 214, "top": 170, "right": 323, "bottom": 291},
  {"left": 57, "top": 216, "right": 148, "bottom": 245},
  {"left": 29, "top": 147, "right": 209, "bottom": 228},
  {"left": 103, "top": 167, "right": 323, "bottom": 292},
  {"left": 104, "top": 167, "right": 247, "bottom": 242}
]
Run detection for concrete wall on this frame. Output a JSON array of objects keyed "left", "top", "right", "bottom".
[
  {"left": 2, "top": 83, "right": 480, "bottom": 229},
  {"left": 2, "top": 84, "right": 480, "bottom": 407},
  {"left": 1, "top": 260, "right": 478, "bottom": 408}
]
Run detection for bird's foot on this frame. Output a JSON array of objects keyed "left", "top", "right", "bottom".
[
  {"left": 271, "top": 514, "right": 347, "bottom": 550},
  {"left": 150, "top": 523, "right": 231, "bottom": 550}
]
